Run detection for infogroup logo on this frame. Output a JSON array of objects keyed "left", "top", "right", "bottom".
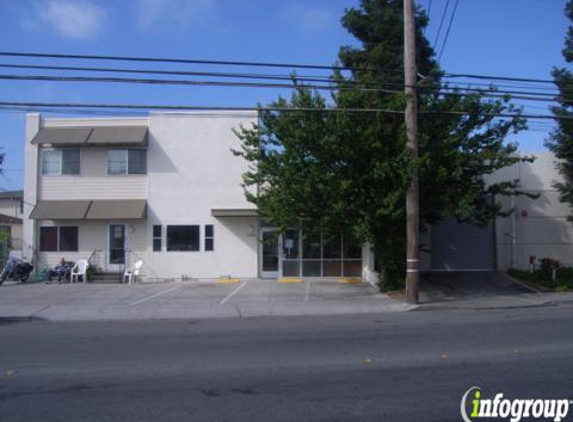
[{"left": 461, "top": 387, "right": 571, "bottom": 422}]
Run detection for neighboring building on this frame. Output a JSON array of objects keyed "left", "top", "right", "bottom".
[
  {"left": 0, "top": 190, "right": 24, "bottom": 264},
  {"left": 423, "top": 153, "right": 573, "bottom": 272},
  {"left": 23, "top": 113, "right": 374, "bottom": 282}
]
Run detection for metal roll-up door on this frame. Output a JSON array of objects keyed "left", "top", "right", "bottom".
[{"left": 431, "top": 218, "right": 495, "bottom": 271}]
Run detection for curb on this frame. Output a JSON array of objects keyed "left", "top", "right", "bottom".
[{"left": 0, "top": 315, "right": 42, "bottom": 323}]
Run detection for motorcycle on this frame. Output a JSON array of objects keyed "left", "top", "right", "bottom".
[{"left": 0, "top": 257, "right": 34, "bottom": 284}]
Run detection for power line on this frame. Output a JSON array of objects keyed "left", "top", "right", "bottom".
[
  {"left": 0, "top": 73, "right": 568, "bottom": 103},
  {"left": 0, "top": 50, "right": 565, "bottom": 86},
  {"left": 437, "top": 0, "right": 460, "bottom": 62},
  {"left": 0, "top": 74, "right": 402, "bottom": 94},
  {"left": 0, "top": 51, "right": 402, "bottom": 75},
  {"left": 0, "top": 100, "right": 571, "bottom": 120},
  {"left": 0, "top": 62, "right": 564, "bottom": 97},
  {"left": 433, "top": 0, "right": 451, "bottom": 50}
]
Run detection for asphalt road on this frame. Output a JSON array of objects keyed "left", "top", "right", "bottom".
[{"left": 1, "top": 306, "right": 572, "bottom": 422}]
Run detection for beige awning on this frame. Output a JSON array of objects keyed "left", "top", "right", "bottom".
[
  {"left": 87, "top": 126, "right": 148, "bottom": 146},
  {"left": 31, "top": 126, "right": 148, "bottom": 146},
  {"left": 30, "top": 200, "right": 91, "bottom": 219},
  {"left": 211, "top": 208, "right": 258, "bottom": 217},
  {"left": 31, "top": 127, "right": 92, "bottom": 145},
  {"left": 86, "top": 200, "right": 147, "bottom": 219}
]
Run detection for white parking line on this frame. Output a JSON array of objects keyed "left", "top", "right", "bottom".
[
  {"left": 220, "top": 281, "right": 248, "bottom": 305},
  {"left": 304, "top": 279, "right": 312, "bottom": 302},
  {"left": 129, "top": 285, "right": 182, "bottom": 306}
]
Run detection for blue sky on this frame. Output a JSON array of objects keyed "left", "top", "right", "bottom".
[{"left": 0, "top": 0, "right": 570, "bottom": 191}]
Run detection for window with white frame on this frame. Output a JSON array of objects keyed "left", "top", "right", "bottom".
[
  {"left": 42, "top": 149, "right": 80, "bottom": 175},
  {"left": 107, "top": 149, "right": 147, "bottom": 175}
]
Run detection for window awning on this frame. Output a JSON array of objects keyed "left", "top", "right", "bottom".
[
  {"left": 211, "top": 208, "right": 258, "bottom": 218},
  {"left": 86, "top": 200, "right": 147, "bottom": 219},
  {"left": 30, "top": 200, "right": 91, "bottom": 219},
  {"left": 30, "top": 200, "right": 147, "bottom": 220},
  {"left": 31, "top": 128, "right": 92, "bottom": 145},
  {"left": 31, "top": 126, "right": 148, "bottom": 146},
  {"left": 87, "top": 126, "right": 148, "bottom": 146}
]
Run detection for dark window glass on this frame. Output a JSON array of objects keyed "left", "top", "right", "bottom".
[
  {"left": 59, "top": 227, "right": 78, "bottom": 251},
  {"left": 204, "top": 225, "right": 214, "bottom": 251},
  {"left": 40, "top": 227, "right": 58, "bottom": 252},
  {"left": 167, "top": 225, "right": 199, "bottom": 251},
  {"left": 302, "top": 232, "right": 321, "bottom": 259},
  {"left": 323, "top": 234, "right": 342, "bottom": 259},
  {"left": 62, "top": 149, "right": 80, "bottom": 175},
  {"left": 153, "top": 225, "right": 162, "bottom": 252},
  {"left": 128, "top": 149, "right": 147, "bottom": 174},
  {"left": 302, "top": 261, "right": 321, "bottom": 276},
  {"left": 323, "top": 260, "right": 342, "bottom": 277},
  {"left": 19, "top": 200, "right": 23, "bottom": 214},
  {"left": 343, "top": 233, "right": 362, "bottom": 259}
]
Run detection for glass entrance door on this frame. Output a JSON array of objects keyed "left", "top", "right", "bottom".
[
  {"left": 282, "top": 229, "right": 300, "bottom": 277},
  {"left": 260, "top": 229, "right": 279, "bottom": 278},
  {"left": 108, "top": 224, "right": 126, "bottom": 272}
]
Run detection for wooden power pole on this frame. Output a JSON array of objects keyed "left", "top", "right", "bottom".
[{"left": 403, "top": 0, "right": 420, "bottom": 304}]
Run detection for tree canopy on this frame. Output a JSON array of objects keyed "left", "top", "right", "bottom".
[
  {"left": 546, "top": 0, "right": 573, "bottom": 222},
  {"left": 234, "top": 0, "right": 531, "bottom": 288}
]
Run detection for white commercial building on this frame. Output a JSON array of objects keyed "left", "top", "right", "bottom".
[
  {"left": 23, "top": 112, "right": 372, "bottom": 282},
  {"left": 22, "top": 112, "right": 572, "bottom": 282}
]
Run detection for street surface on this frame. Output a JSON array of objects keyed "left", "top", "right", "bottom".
[{"left": 1, "top": 305, "right": 572, "bottom": 422}]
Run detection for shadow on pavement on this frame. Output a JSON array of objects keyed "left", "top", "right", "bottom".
[{"left": 420, "top": 271, "right": 537, "bottom": 305}]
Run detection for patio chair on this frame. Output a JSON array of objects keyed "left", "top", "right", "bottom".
[
  {"left": 71, "top": 259, "right": 89, "bottom": 284},
  {"left": 124, "top": 260, "right": 143, "bottom": 285}
]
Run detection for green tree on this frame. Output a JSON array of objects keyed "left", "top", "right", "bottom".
[
  {"left": 546, "top": 0, "right": 573, "bottom": 222},
  {"left": 234, "top": 0, "right": 531, "bottom": 289}
]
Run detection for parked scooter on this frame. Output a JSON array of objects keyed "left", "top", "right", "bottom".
[{"left": 0, "top": 257, "right": 34, "bottom": 284}]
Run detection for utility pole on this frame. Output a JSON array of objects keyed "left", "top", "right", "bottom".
[{"left": 403, "top": 0, "right": 419, "bottom": 304}]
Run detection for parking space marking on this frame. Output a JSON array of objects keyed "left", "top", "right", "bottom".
[
  {"left": 129, "top": 285, "right": 182, "bottom": 306},
  {"left": 219, "top": 281, "right": 248, "bottom": 305},
  {"left": 304, "top": 279, "right": 312, "bottom": 302}
]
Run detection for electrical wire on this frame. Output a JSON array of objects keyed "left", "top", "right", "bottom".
[
  {"left": 0, "top": 101, "right": 570, "bottom": 120},
  {"left": 433, "top": 0, "right": 451, "bottom": 49},
  {"left": 437, "top": 0, "right": 460, "bottom": 62}
]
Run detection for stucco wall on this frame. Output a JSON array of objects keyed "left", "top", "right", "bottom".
[
  {"left": 145, "top": 112, "right": 259, "bottom": 279},
  {"left": 489, "top": 153, "right": 572, "bottom": 270}
]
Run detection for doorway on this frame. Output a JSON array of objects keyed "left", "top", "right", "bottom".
[{"left": 108, "top": 224, "right": 127, "bottom": 272}]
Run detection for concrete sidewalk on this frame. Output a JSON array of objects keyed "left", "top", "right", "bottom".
[{"left": 0, "top": 279, "right": 413, "bottom": 321}]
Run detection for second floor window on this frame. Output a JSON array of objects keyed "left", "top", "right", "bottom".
[
  {"left": 42, "top": 149, "right": 80, "bottom": 176},
  {"left": 108, "top": 149, "right": 147, "bottom": 175}
]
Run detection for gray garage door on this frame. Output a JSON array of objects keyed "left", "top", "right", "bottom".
[{"left": 431, "top": 218, "right": 495, "bottom": 271}]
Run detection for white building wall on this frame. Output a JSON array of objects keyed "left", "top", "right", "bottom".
[
  {"left": 23, "top": 114, "right": 40, "bottom": 262},
  {"left": 488, "top": 153, "right": 573, "bottom": 270},
  {"left": 146, "top": 112, "right": 259, "bottom": 279}
]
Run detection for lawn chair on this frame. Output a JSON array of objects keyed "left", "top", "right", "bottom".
[
  {"left": 123, "top": 260, "right": 143, "bottom": 285},
  {"left": 71, "top": 259, "right": 89, "bottom": 283}
]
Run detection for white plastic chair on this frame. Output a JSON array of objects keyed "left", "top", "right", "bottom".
[
  {"left": 71, "top": 259, "right": 89, "bottom": 284},
  {"left": 124, "top": 260, "right": 143, "bottom": 285}
]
